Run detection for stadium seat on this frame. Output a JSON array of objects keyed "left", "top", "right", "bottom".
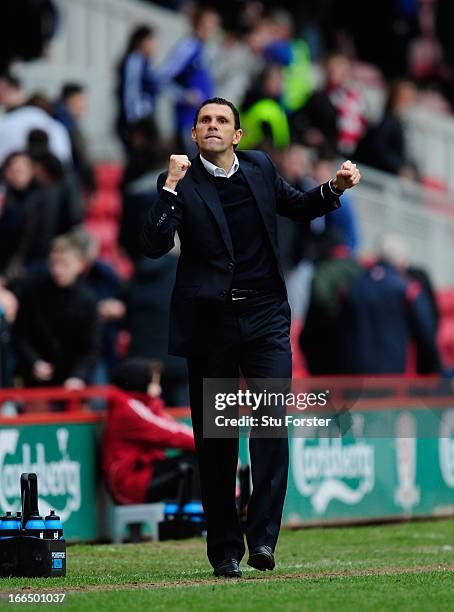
[
  {"left": 95, "top": 163, "right": 123, "bottom": 190},
  {"left": 88, "top": 191, "right": 122, "bottom": 220},
  {"left": 437, "top": 289, "right": 454, "bottom": 368},
  {"left": 84, "top": 219, "right": 119, "bottom": 253},
  {"left": 109, "top": 502, "right": 165, "bottom": 544}
]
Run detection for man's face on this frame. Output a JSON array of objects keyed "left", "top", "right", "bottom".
[
  {"left": 326, "top": 55, "right": 350, "bottom": 88},
  {"left": 66, "top": 92, "right": 87, "bottom": 119},
  {"left": 192, "top": 103, "right": 242, "bottom": 155},
  {"left": 4, "top": 155, "right": 34, "bottom": 190},
  {"left": 282, "top": 146, "right": 311, "bottom": 181},
  {"left": 140, "top": 34, "right": 157, "bottom": 58},
  {"left": 195, "top": 11, "right": 220, "bottom": 42},
  {"left": 49, "top": 250, "right": 84, "bottom": 287}
]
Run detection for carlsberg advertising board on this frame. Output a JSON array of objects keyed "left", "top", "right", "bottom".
[
  {"left": 281, "top": 408, "right": 454, "bottom": 523},
  {"left": 0, "top": 421, "right": 99, "bottom": 540}
]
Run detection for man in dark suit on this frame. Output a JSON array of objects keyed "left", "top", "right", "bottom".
[{"left": 142, "top": 97, "right": 360, "bottom": 577}]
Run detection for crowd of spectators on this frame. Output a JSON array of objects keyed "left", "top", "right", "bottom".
[{"left": 0, "top": 0, "right": 450, "bottom": 415}]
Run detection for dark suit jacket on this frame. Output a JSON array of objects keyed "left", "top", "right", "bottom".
[{"left": 142, "top": 150, "right": 341, "bottom": 356}]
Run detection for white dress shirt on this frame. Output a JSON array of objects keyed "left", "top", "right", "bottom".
[
  {"left": 199, "top": 153, "right": 240, "bottom": 178},
  {"left": 162, "top": 154, "right": 240, "bottom": 195}
]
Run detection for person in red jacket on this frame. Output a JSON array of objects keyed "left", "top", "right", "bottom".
[{"left": 102, "top": 357, "right": 199, "bottom": 505}]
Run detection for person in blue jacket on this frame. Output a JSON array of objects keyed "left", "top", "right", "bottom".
[
  {"left": 116, "top": 25, "right": 160, "bottom": 153},
  {"left": 156, "top": 8, "right": 220, "bottom": 154}
]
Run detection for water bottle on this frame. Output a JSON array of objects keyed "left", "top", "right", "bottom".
[
  {"left": 16, "top": 511, "right": 22, "bottom": 532},
  {"left": 182, "top": 501, "right": 204, "bottom": 523},
  {"left": 0, "top": 511, "right": 21, "bottom": 538},
  {"left": 44, "top": 510, "right": 64, "bottom": 540},
  {"left": 164, "top": 502, "right": 180, "bottom": 521},
  {"left": 24, "top": 514, "right": 45, "bottom": 539}
]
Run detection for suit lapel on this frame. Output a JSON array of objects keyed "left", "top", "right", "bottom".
[
  {"left": 191, "top": 156, "right": 234, "bottom": 259},
  {"left": 239, "top": 157, "right": 277, "bottom": 253}
]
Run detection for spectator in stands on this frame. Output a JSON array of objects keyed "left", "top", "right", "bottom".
[
  {"left": 355, "top": 80, "right": 418, "bottom": 178},
  {"left": 239, "top": 64, "right": 290, "bottom": 152},
  {"left": 0, "top": 73, "right": 25, "bottom": 112},
  {"left": 338, "top": 233, "right": 441, "bottom": 374},
  {"left": 103, "top": 357, "right": 199, "bottom": 505},
  {"left": 124, "top": 241, "right": 189, "bottom": 407},
  {"left": 120, "top": 118, "right": 169, "bottom": 262},
  {"left": 208, "top": 26, "right": 262, "bottom": 107},
  {"left": 408, "top": 1, "right": 443, "bottom": 85},
  {"left": 13, "top": 234, "right": 101, "bottom": 388},
  {"left": 290, "top": 52, "right": 367, "bottom": 156},
  {"left": 0, "top": 284, "right": 19, "bottom": 388},
  {"left": 0, "top": 91, "right": 72, "bottom": 166},
  {"left": 436, "top": 0, "right": 454, "bottom": 108},
  {"left": 70, "top": 227, "right": 126, "bottom": 380},
  {"left": 0, "top": 0, "right": 58, "bottom": 75},
  {"left": 115, "top": 25, "right": 160, "bottom": 153},
  {"left": 278, "top": 149, "right": 360, "bottom": 318},
  {"left": 0, "top": 152, "right": 38, "bottom": 284},
  {"left": 23, "top": 152, "right": 83, "bottom": 271},
  {"left": 313, "top": 156, "right": 360, "bottom": 253},
  {"left": 54, "top": 83, "right": 95, "bottom": 194},
  {"left": 372, "top": 232, "right": 441, "bottom": 374},
  {"left": 276, "top": 144, "right": 317, "bottom": 273},
  {"left": 27, "top": 128, "right": 51, "bottom": 159},
  {"left": 157, "top": 7, "right": 220, "bottom": 154},
  {"left": 299, "top": 234, "right": 362, "bottom": 375},
  {"left": 263, "top": 9, "right": 314, "bottom": 113}
]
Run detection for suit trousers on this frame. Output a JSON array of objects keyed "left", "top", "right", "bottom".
[{"left": 187, "top": 292, "right": 292, "bottom": 567}]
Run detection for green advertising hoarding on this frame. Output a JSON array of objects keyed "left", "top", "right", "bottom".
[
  {"left": 237, "top": 406, "right": 454, "bottom": 525},
  {"left": 0, "top": 414, "right": 102, "bottom": 541}
]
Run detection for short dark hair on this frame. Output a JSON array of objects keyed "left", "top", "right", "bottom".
[
  {"left": 27, "top": 128, "right": 50, "bottom": 158},
  {"left": 126, "top": 25, "right": 155, "bottom": 54},
  {"left": 33, "top": 152, "right": 64, "bottom": 182},
  {"left": 193, "top": 97, "right": 241, "bottom": 130},
  {"left": 61, "top": 82, "right": 85, "bottom": 100},
  {"left": 27, "top": 92, "right": 53, "bottom": 115}
]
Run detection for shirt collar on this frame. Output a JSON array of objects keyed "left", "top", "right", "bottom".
[{"left": 199, "top": 153, "right": 239, "bottom": 178}]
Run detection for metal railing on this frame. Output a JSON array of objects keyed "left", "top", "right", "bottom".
[{"left": 407, "top": 107, "right": 454, "bottom": 192}]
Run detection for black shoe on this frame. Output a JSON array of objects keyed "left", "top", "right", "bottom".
[
  {"left": 213, "top": 558, "right": 242, "bottom": 578},
  {"left": 247, "top": 545, "right": 275, "bottom": 571}
]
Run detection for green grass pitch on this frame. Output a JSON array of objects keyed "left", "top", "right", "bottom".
[{"left": 0, "top": 520, "right": 453, "bottom": 611}]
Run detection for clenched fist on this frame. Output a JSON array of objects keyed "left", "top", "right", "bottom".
[
  {"left": 165, "top": 154, "right": 192, "bottom": 190},
  {"left": 332, "top": 160, "right": 361, "bottom": 191}
]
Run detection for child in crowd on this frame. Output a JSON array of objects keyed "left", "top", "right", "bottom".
[{"left": 13, "top": 234, "right": 100, "bottom": 389}]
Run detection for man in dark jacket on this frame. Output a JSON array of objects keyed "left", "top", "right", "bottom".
[
  {"left": 14, "top": 234, "right": 100, "bottom": 388},
  {"left": 54, "top": 83, "right": 95, "bottom": 194},
  {"left": 339, "top": 235, "right": 441, "bottom": 375},
  {"left": 125, "top": 251, "right": 188, "bottom": 407},
  {"left": 300, "top": 238, "right": 363, "bottom": 375},
  {"left": 141, "top": 97, "right": 361, "bottom": 577},
  {"left": 0, "top": 151, "right": 38, "bottom": 283}
]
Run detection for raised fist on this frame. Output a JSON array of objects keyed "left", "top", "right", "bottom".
[
  {"left": 332, "top": 160, "right": 361, "bottom": 191},
  {"left": 165, "top": 154, "right": 192, "bottom": 190}
]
